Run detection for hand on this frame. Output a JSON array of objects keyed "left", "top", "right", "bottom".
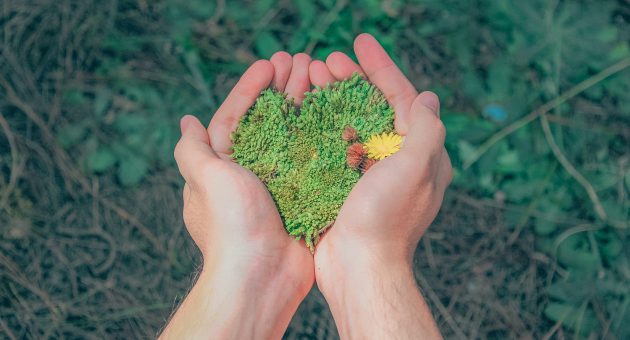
[
  {"left": 161, "top": 54, "right": 315, "bottom": 339},
  {"left": 310, "top": 34, "right": 452, "bottom": 339}
]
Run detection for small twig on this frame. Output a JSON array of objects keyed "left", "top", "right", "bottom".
[
  {"left": 454, "top": 192, "right": 594, "bottom": 227},
  {"left": 0, "top": 253, "right": 61, "bottom": 323},
  {"left": 101, "top": 197, "right": 163, "bottom": 251},
  {"left": 545, "top": 113, "right": 630, "bottom": 136},
  {"left": 304, "top": 0, "right": 348, "bottom": 54},
  {"left": 552, "top": 224, "right": 602, "bottom": 256},
  {"left": 416, "top": 271, "right": 467, "bottom": 339},
  {"left": 541, "top": 310, "right": 570, "bottom": 340},
  {"left": 208, "top": 0, "right": 225, "bottom": 25},
  {"left": 540, "top": 114, "right": 608, "bottom": 222},
  {"left": 573, "top": 301, "right": 589, "bottom": 340},
  {"left": 184, "top": 51, "right": 217, "bottom": 109},
  {"left": 0, "top": 111, "right": 19, "bottom": 209},
  {"left": 1, "top": 74, "right": 164, "bottom": 249},
  {"left": 0, "top": 317, "right": 17, "bottom": 340},
  {"left": 0, "top": 74, "right": 89, "bottom": 193},
  {"left": 464, "top": 57, "right": 630, "bottom": 170},
  {"left": 506, "top": 162, "right": 557, "bottom": 245}
]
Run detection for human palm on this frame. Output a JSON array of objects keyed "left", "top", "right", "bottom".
[
  {"left": 167, "top": 35, "right": 448, "bottom": 339},
  {"left": 309, "top": 34, "right": 453, "bottom": 292},
  {"left": 176, "top": 53, "right": 315, "bottom": 294}
]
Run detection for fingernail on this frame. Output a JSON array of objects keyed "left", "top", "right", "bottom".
[
  {"left": 180, "top": 115, "right": 193, "bottom": 134},
  {"left": 418, "top": 91, "right": 440, "bottom": 114}
]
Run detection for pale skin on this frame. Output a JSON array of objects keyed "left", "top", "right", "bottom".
[{"left": 160, "top": 33, "right": 452, "bottom": 339}]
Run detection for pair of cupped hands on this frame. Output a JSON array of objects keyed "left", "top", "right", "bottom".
[{"left": 167, "top": 34, "right": 452, "bottom": 339}]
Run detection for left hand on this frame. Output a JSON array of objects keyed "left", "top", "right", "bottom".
[{"left": 308, "top": 34, "right": 451, "bottom": 339}]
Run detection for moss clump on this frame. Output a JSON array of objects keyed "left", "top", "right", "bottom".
[{"left": 231, "top": 74, "right": 394, "bottom": 248}]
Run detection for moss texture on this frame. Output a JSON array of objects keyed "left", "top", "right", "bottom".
[{"left": 231, "top": 74, "right": 394, "bottom": 248}]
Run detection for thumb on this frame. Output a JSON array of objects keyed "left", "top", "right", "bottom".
[
  {"left": 180, "top": 115, "right": 211, "bottom": 144},
  {"left": 401, "top": 93, "right": 445, "bottom": 161},
  {"left": 174, "top": 115, "right": 219, "bottom": 183}
]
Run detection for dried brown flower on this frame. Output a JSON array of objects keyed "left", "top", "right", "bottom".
[
  {"left": 342, "top": 126, "right": 359, "bottom": 142},
  {"left": 361, "top": 158, "right": 378, "bottom": 173},
  {"left": 346, "top": 143, "right": 366, "bottom": 169}
]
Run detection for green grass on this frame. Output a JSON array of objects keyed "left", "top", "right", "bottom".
[
  {"left": 1, "top": 0, "right": 629, "bottom": 338},
  {"left": 232, "top": 75, "right": 395, "bottom": 246}
]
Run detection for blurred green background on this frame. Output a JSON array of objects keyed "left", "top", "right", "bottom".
[{"left": 1, "top": 0, "right": 629, "bottom": 338}]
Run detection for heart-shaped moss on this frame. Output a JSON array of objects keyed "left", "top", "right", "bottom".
[{"left": 231, "top": 74, "right": 396, "bottom": 248}]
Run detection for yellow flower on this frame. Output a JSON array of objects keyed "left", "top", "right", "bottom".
[{"left": 363, "top": 132, "right": 403, "bottom": 160}]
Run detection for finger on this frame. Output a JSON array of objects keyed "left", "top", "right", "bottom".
[
  {"left": 400, "top": 95, "right": 445, "bottom": 160},
  {"left": 354, "top": 33, "right": 418, "bottom": 134},
  {"left": 309, "top": 60, "right": 336, "bottom": 88},
  {"left": 325, "top": 51, "right": 363, "bottom": 80},
  {"left": 208, "top": 60, "right": 274, "bottom": 155},
  {"left": 270, "top": 51, "right": 292, "bottom": 92},
  {"left": 416, "top": 91, "right": 440, "bottom": 118},
  {"left": 175, "top": 115, "right": 220, "bottom": 183},
  {"left": 285, "top": 53, "right": 311, "bottom": 105}
]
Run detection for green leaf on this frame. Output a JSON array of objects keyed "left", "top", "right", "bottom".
[
  {"left": 625, "top": 168, "right": 630, "bottom": 192},
  {"left": 596, "top": 230, "right": 622, "bottom": 264},
  {"left": 501, "top": 179, "right": 535, "bottom": 202},
  {"left": 114, "top": 113, "right": 149, "bottom": 133},
  {"left": 545, "top": 279, "right": 593, "bottom": 303},
  {"left": 64, "top": 89, "right": 87, "bottom": 105},
  {"left": 557, "top": 234, "right": 599, "bottom": 275},
  {"left": 536, "top": 237, "right": 554, "bottom": 254},
  {"left": 595, "top": 26, "right": 617, "bottom": 43},
  {"left": 57, "top": 123, "right": 88, "bottom": 148},
  {"left": 288, "top": 30, "right": 309, "bottom": 54},
  {"left": 495, "top": 149, "right": 519, "bottom": 173},
  {"left": 117, "top": 157, "right": 149, "bottom": 186},
  {"left": 544, "top": 302, "right": 598, "bottom": 334},
  {"left": 457, "top": 140, "right": 476, "bottom": 165},
  {"left": 295, "top": 0, "right": 316, "bottom": 27},
  {"left": 86, "top": 147, "right": 117, "bottom": 173},
  {"left": 609, "top": 42, "right": 630, "bottom": 61},
  {"left": 255, "top": 32, "right": 282, "bottom": 59},
  {"left": 534, "top": 218, "right": 556, "bottom": 236},
  {"left": 94, "top": 89, "right": 111, "bottom": 117}
]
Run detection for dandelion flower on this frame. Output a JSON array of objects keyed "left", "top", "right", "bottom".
[{"left": 363, "top": 132, "right": 402, "bottom": 160}]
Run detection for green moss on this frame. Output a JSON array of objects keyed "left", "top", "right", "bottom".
[{"left": 231, "top": 74, "right": 394, "bottom": 248}]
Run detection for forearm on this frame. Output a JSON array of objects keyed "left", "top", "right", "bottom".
[
  {"left": 320, "top": 252, "right": 442, "bottom": 340},
  {"left": 160, "top": 263, "right": 303, "bottom": 339}
]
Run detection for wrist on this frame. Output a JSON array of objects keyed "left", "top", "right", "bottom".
[
  {"left": 315, "top": 238, "right": 441, "bottom": 339},
  {"left": 316, "top": 247, "right": 423, "bottom": 339},
  {"left": 201, "top": 250, "right": 312, "bottom": 309},
  {"left": 187, "top": 258, "right": 309, "bottom": 339},
  {"left": 315, "top": 235, "right": 414, "bottom": 301}
]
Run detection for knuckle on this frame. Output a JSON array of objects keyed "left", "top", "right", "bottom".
[
  {"left": 210, "top": 116, "right": 233, "bottom": 136},
  {"left": 173, "top": 139, "right": 185, "bottom": 161},
  {"left": 433, "top": 119, "right": 446, "bottom": 140},
  {"left": 417, "top": 168, "right": 434, "bottom": 186},
  {"left": 446, "top": 156, "right": 454, "bottom": 184},
  {"left": 388, "top": 87, "right": 416, "bottom": 108}
]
